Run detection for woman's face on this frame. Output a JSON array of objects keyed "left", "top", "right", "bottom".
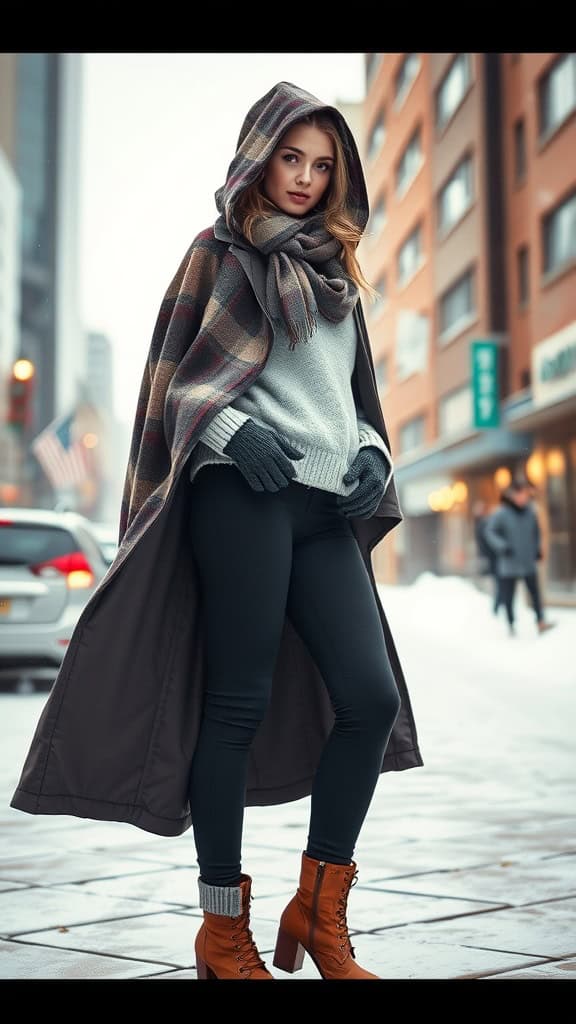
[{"left": 261, "top": 123, "right": 335, "bottom": 217}]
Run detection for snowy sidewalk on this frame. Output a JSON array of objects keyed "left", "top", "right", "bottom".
[{"left": 1, "top": 573, "right": 575, "bottom": 980}]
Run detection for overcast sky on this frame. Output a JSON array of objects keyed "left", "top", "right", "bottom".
[{"left": 79, "top": 52, "right": 366, "bottom": 426}]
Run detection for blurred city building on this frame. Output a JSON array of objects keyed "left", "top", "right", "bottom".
[
  {"left": 0, "top": 53, "right": 93, "bottom": 512},
  {"left": 359, "top": 53, "right": 576, "bottom": 604},
  {"left": 0, "top": 140, "right": 22, "bottom": 505},
  {"left": 83, "top": 331, "right": 127, "bottom": 522}
]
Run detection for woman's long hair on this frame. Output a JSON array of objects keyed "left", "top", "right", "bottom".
[{"left": 232, "top": 113, "right": 381, "bottom": 304}]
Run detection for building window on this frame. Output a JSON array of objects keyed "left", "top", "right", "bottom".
[
  {"left": 514, "top": 118, "right": 526, "bottom": 183},
  {"left": 437, "top": 154, "right": 473, "bottom": 235},
  {"left": 438, "top": 385, "right": 473, "bottom": 437},
  {"left": 539, "top": 53, "right": 576, "bottom": 138},
  {"left": 396, "top": 309, "right": 430, "bottom": 379},
  {"left": 375, "top": 355, "right": 389, "bottom": 392},
  {"left": 367, "top": 109, "right": 386, "bottom": 161},
  {"left": 397, "top": 223, "right": 423, "bottom": 287},
  {"left": 399, "top": 414, "right": 425, "bottom": 454},
  {"left": 370, "top": 274, "right": 387, "bottom": 317},
  {"left": 436, "top": 54, "right": 472, "bottom": 131},
  {"left": 542, "top": 190, "right": 576, "bottom": 275},
  {"left": 396, "top": 126, "right": 422, "bottom": 197},
  {"left": 439, "top": 268, "right": 475, "bottom": 339},
  {"left": 368, "top": 194, "right": 386, "bottom": 238},
  {"left": 366, "top": 53, "right": 384, "bottom": 89},
  {"left": 394, "top": 54, "right": 421, "bottom": 109},
  {"left": 517, "top": 246, "right": 529, "bottom": 305}
]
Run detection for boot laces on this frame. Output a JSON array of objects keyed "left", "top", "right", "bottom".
[
  {"left": 336, "top": 867, "right": 358, "bottom": 960},
  {"left": 230, "top": 893, "right": 267, "bottom": 976}
]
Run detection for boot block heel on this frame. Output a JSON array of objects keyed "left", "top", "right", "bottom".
[
  {"left": 273, "top": 927, "right": 306, "bottom": 973},
  {"left": 196, "top": 954, "right": 218, "bottom": 980}
]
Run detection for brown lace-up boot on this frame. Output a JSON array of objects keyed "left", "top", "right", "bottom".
[
  {"left": 195, "top": 873, "right": 275, "bottom": 979},
  {"left": 273, "top": 851, "right": 380, "bottom": 980}
]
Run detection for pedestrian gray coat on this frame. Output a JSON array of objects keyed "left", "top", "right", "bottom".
[
  {"left": 482, "top": 493, "right": 542, "bottom": 578},
  {"left": 10, "top": 83, "right": 424, "bottom": 840}
]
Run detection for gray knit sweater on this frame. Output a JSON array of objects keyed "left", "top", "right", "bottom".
[{"left": 188, "top": 306, "right": 393, "bottom": 497}]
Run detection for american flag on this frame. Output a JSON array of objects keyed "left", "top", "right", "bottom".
[{"left": 31, "top": 410, "right": 90, "bottom": 489}]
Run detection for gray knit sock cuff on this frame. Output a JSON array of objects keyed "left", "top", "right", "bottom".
[{"left": 198, "top": 877, "right": 243, "bottom": 916}]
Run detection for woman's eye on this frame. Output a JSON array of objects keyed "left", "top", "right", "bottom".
[{"left": 282, "top": 155, "right": 330, "bottom": 172}]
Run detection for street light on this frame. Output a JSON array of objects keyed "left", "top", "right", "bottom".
[
  {"left": 6, "top": 359, "right": 36, "bottom": 504},
  {"left": 7, "top": 359, "right": 36, "bottom": 431}
]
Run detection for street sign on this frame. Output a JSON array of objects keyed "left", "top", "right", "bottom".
[{"left": 471, "top": 340, "right": 499, "bottom": 428}]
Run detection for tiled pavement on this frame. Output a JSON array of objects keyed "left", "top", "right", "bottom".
[{"left": 1, "top": 594, "right": 575, "bottom": 980}]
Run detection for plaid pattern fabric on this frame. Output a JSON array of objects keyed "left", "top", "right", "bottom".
[
  {"left": 245, "top": 210, "right": 359, "bottom": 349},
  {"left": 118, "top": 228, "right": 270, "bottom": 548}
]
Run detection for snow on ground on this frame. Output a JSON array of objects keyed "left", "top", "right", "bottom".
[
  {"left": 375, "top": 572, "right": 575, "bottom": 791},
  {"left": 378, "top": 570, "right": 573, "bottom": 691}
]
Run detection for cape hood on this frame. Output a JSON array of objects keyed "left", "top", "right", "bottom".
[{"left": 214, "top": 80, "right": 370, "bottom": 237}]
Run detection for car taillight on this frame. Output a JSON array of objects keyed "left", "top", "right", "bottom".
[{"left": 29, "top": 550, "right": 94, "bottom": 588}]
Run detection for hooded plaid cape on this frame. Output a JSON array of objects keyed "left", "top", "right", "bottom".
[{"left": 10, "top": 81, "right": 423, "bottom": 838}]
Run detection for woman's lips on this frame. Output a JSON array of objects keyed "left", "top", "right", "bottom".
[{"left": 288, "top": 193, "right": 309, "bottom": 204}]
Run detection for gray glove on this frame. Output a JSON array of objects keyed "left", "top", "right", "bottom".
[
  {"left": 336, "top": 446, "right": 392, "bottom": 518},
  {"left": 223, "top": 418, "right": 304, "bottom": 492}
]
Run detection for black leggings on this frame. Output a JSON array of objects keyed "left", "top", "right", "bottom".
[
  {"left": 499, "top": 572, "right": 544, "bottom": 626},
  {"left": 187, "top": 464, "right": 401, "bottom": 887}
]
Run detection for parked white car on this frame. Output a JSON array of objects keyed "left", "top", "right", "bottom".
[{"left": 0, "top": 507, "right": 112, "bottom": 692}]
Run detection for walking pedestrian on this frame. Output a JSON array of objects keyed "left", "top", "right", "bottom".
[{"left": 482, "top": 480, "right": 556, "bottom": 637}]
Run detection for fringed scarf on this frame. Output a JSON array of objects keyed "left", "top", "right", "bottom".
[
  {"left": 212, "top": 81, "right": 369, "bottom": 351},
  {"left": 213, "top": 208, "right": 359, "bottom": 351}
]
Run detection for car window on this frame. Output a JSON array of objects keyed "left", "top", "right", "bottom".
[
  {"left": 74, "top": 523, "right": 106, "bottom": 568},
  {"left": 0, "top": 524, "right": 77, "bottom": 566}
]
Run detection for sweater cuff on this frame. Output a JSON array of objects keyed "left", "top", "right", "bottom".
[
  {"left": 357, "top": 419, "right": 393, "bottom": 468},
  {"left": 357, "top": 416, "right": 394, "bottom": 492},
  {"left": 199, "top": 405, "right": 251, "bottom": 455}
]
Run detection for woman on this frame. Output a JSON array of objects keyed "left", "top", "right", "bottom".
[{"left": 10, "top": 81, "right": 424, "bottom": 981}]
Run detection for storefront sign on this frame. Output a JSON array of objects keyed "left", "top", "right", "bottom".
[
  {"left": 471, "top": 340, "right": 499, "bottom": 428},
  {"left": 533, "top": 321, "right": 576, "bottom": 408}
]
